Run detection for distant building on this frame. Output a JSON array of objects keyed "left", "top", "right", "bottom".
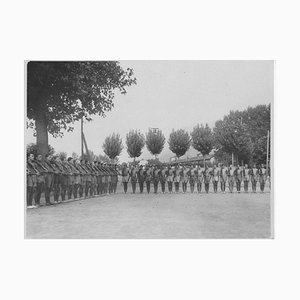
[{"left": 169, "top": 150, "right": 217, "bottom": 166}]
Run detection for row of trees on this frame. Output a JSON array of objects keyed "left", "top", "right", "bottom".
[{"left": 102, "top": 104, "right": 271, "bottom": 165}]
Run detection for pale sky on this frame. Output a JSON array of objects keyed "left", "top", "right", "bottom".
[{"left": 25, "top": 60, "right": 273, "bottom": 162}]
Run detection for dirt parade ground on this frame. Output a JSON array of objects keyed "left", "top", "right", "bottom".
[{"left": 26, "top": 187, "right": 271, "bottom": 239}]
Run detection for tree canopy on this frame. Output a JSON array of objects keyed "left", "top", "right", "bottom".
[
  {"left": 126, "top": 130, "right": 145, "bottom": 161},
  {"left": 102, "top": 133, "right": 123, "bottom": 161},
  {"left": 145, "top": 128, "right": 165, "bottom": 158},
  {"left": 213, "top": 104, "right": 270, "bottom": 164},
  {"left": 27, "top": 61, "right": 136, "bottom": 156},
  {"left": 168, "top": 129, "right": 191, "bottom": 158},
  {"left": 191, "top": 124, "right": 214, "bottom": 156}
]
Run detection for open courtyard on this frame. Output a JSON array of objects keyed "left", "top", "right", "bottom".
[{"left": 26, "top": 189, "right": 271, "bottom": 239}]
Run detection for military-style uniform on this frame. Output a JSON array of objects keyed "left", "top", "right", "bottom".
[
  {"left": 111, "top": 165, "right": 119, "bottom": 193},
  {"left": 251, "top": 166, "right": 259, "bottom": 193},
  {"left": 228, "top": 166, "right": 236, "bottom": 193},
  {"left": 181, "top": 167, "right": 189, "bottom": 193},
  {"left": 243, "top": 165, "right": 250, "bottom": 193},
  {"left": 196, "top": 167, "right": 204, "bottom": 193},
  {"left": 73, "top": 160, "right": 84, "bottom": 198},
  {"left": 212, "top": 166, "right": 220, "bottom": 193},
  {"left": 236, "top": 166, "right": 243, "bottom": 193},
  {"left": 55, "top": 159, "right": 70, "bottom": 201},
  {"left": 27, "top": 159, "right": 39, "bottom": 207},
  {"left": 34, "top": 157, "right": 51, "bottom": 205},
  {"left": 103, "top": 164, "right": 110, "bottom": 195},
  {"left": 43, "top": 157, "right": 56, "bottom": 204},
  {"left": 130, "top": 165, "right": 138, "bottom": 194},
  {"left": 122, "top": 165, "right": 130, "bottom": 193},
  {"left": 137, "top": 166, "right": 145, "bottom": 193},
  {"left": 219, "top": 166, "right": 228, "bottom": 193},
  {"left": 174, "top": 166, "right": 181, "bottom": 193},
  {"left": 160, "top": 167, "right": 167, "bottom": 193},
  {"left": 203, "top": 167, "right": 212, "bottom": 193},
  {"left": 95, "top": 162, "right": 104, "bottom": 195},
  {"left": 153, "top": 167, "right": 160, "bottom": 194},
  {"left": 167, "top": 166, "right": 174, "bottom": 193},
  {"left": 259, "top": 165, "right": 267, "bottom": 192},
  {"left": 50, "top": 158, "right": 64, "bottom": 203},
  {"left": 145, "top": 166, "right": 153, "bottom": 194},
  {"left": 65, "top": 158, "right": 79, "bottom": 199}
]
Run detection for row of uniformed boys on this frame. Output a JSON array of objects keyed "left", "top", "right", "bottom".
[
  {"left": 26, "top": 153, "right": 118, "bottom": 208},
  {"left": 121, "top": 163, "right": 270, "bottom": 194}
]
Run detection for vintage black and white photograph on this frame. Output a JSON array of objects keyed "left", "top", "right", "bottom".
[{"left": 25, "top": 60, "right": 273, "bottom": 239}]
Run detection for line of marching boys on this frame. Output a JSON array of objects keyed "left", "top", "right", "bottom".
[
  {"left": 26, "top": 153, "right": 119, "bottom": 208},
  {"left": 121, "top": 163, "right": 270, "bottom": 194}
]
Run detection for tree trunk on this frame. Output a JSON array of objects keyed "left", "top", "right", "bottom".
[{"left": 35, "top": 110, "right": 48, "bottom": 157}]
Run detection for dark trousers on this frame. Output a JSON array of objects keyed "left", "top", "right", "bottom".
[
  {"left": 113, "top": 181, "right": 117, "bottom": 193},
  {"left": 220, "top": 181, "right": 226, "bottom": 192},
  {"left": 260, "top": 180, "right": 265, "bottom": 192},
  {"left": 99, "top": 182, "right": 104, "bottom": 195},
  {"left": 45, "top": 186, "right": 51, "bottom": 203},
  {"left": 53, "top": 174, "right": 61, "bottom": 202},
  {"left": 182, "top": 182, "right": 187, "bottom": 193},
  {"left": 36, "top": 182, "right": 44, "bottom": 205},
  {"left": 244, "top": 181, "right": 249, "bottom": 192},
  {"left": 67, "top": 184, "right": 73, "bottom": 199},
  {"left": 236, "top": 179, "right": 241, "bottom": 192},
  {"left": 205, "top": 183, "right": 209, "bottom": 193},
  {"left": 229, "top": 180, "right": 234, "bottom": 193},
  {"left": 131, "top": 180, "right": 137, "bottom": 193},
  {"left": 139, "top": 181, "right": 144, "bottom": 193},
  {"left": 146, "top": 181, "right": 151, "bottom": 193},
  {"left": 154, "top": 180, "right": 159, "bottom": 193},
  {"left": 213, "top": 181, "right": 218, "bottom": 193},
  {"left": 167, "top": 182, "right": 173, "bottom": 192},
  {"left": 252, "top": 180, "right": 257, "bottom": 192},
  {"left": 197, "top": 182, "right": 202, "bottom": 193},
  {"left": 73, "top": 184, "right": 80, "bottom": 199},
  {"left": 27, "top": 187, "right": 35, "bottom": 206},
  {"left": 123, "top": 182, "right": 128, "bottom": 193},
  {"left": 84, "top": 181, "right": 90, "bottom": 197},
  {"left": 161, "top": 181, "right": 166, "bottom": 193},
  {"left": 190, "top": 183, "right": 194, "bottom": 193},
  {"left": 175, "top": 182, "right": 180, "bottom": 193}
]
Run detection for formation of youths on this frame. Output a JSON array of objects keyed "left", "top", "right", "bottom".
[
  {"left": 26, "top": 153, "right": 118, "bottom": 208},
  {"left": 121, "top": 163, "right": 270, "bottom": 194}
]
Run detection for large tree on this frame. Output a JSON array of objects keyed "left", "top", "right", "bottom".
[
  {"left": 168, "top": 129, "right": 190, "bottom": 159},
  {"left": 27, "top": 61, "right": 136, "bottom": 156},
  {"left": 102, "top": 133, "right": 123, "bottom": 162},
  {"left": 126, "top": 130, "right": 145, "bottom": 162},
  {"left": 145, "top": 128, "right": 165, "bottom": 159},
  {"left": 213, "top": 104, "right": 270, "bottom": 164},
  {"left": 190, "top": 124, "right": 214, "bottom": 165}
]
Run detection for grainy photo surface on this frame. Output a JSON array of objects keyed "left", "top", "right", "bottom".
[{"left": 25, "top": 60, "right": 273, "bottom": 239}]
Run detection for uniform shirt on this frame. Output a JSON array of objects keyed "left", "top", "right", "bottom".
[
  {"left": 137, "top": 168, "right": 145, "bottom": 182},
  {"left": 27, "top": 160, "right": 39, "bottom": 175},
  {"left": 34, "top": 160, "right": 49, "bottom": 173},
  {"left": 244, "top": 168, "right": 250, "bottom": 181},
  {"left": 212, "top": 168, "right": 220, "bottom": 181}
]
